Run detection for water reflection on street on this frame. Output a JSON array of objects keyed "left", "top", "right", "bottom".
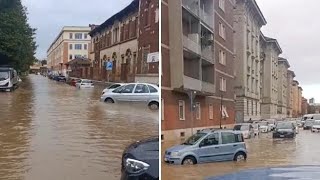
[
  {"left": 0, "top": 75, "right": 158, "bottom": 180},
  {"left": 162, "top": 131, "right": 320, "bottom": 180}
]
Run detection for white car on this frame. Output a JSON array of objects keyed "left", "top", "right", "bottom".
[
  {"left": 102, "top": 83, "right": 125, "bottom": 95},
  {"left": 76, "top": 79, "right": 94, "bottom": 89},
  {"left": 233, "top": 123, "right": 255, "bottom": 139},
  {"left": 100, "top": 83, "right": 159, "bottom": 110},
  {"left": 258, "top": 121, "right": 270, "bottom": 133},
  {"left": 311, "top": 120, "right": 320, "bottom": 132}
]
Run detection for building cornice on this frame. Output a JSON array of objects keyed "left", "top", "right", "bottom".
[
  {"left": 242, "top": 0, "right": 267, "bottom": 26},
  {"left": 278, "top": 57, "right": 290, "bottom": 68}
]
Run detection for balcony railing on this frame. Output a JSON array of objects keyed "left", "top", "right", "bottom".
[
  {"left": 200, "top": 10, "right": 213, "bottom": 28},
  {"left": 182, "top": 0, "right": 199, "bottom": 16},
  {"left": 201, "top": 46, "right": 213, "bottom": 62},
  {"left": 183, "top": 34, "right": 200, "bottom": 54}
]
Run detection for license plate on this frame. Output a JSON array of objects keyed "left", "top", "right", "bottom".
[{"left": 280, "top": 135, "right": 284, "bottom": 137}]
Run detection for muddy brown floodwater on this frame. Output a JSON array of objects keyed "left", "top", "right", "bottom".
[
  {"left": 0, "top": 75, "right": 158, "bottom": 180},
  {"left": 162, "top": 130, "right": 320, "bottom": 180}
]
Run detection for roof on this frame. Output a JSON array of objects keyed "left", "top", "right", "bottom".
[
  {"left": 89, "top": 0, "right": 139, "bottom": 36},
  {"left": 262, "top": 33, "right": 282, "bottom": 54},
  {"left": 293, "top": 80, "right": 299, "bottom": 85},
  {"left": 65, "top": 58, "right": 92, "bottom": 65},
  {"left": 287, "top": 70, "right": 296, "bottom": 77},
  {"left": 245, "top": 0, "right": 267, "bottom": 26},
  {"left": 278, "top": 57, "right": 290, "bottom": 68}
]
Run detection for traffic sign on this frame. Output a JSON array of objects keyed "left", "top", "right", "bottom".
[{"left": 106, "top": 61, "right": 113, "bottom": 71}]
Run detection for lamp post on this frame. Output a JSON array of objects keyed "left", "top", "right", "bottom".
[{"left": 220, "top": 91, "right": 223, "bottom": 129}]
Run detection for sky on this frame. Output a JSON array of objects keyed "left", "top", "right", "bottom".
[
  {"left": 21, "top": 0, "right": 132, "bottom": 58},
  {"left": 256, "top": 0, "right": 320, "bottom": 102}
]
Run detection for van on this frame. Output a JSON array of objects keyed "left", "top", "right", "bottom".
[{"left": 0, "top": 67, "right": 18, "bottom": 92}]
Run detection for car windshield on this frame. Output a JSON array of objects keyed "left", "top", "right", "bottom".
[
  {"left": 234, "top": 125, "right": 249, "bottom": 131},
  {"left": 182, "top": 133, "right": 207, "bottom": 145},
  {"left": 276, "top": 122, "right": 291, "bottom": 129},
  {"left": 0, "top": 71, "right": 9, "bottom": 80}
]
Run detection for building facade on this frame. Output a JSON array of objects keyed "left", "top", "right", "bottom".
[
  {"left": 233, "top": 0, "right": 267, "bottom": 122},
  {"left": 47, "top": 26, "right": 91, "bottom": 76},
  {"left": 162, "top": 0, "right": 236, "bottom": 141},
  {"left": 277, "top": 57, "right": 289, "bottom": 118},
  {"left": 298, "top": 86, "right": 303, "bottom": 116},
  {"left": 301, "top": 97, "right": 308, "bottom": 115},
  {"left": 292, "top": 80, "right": 299, "bottom": 117},
  {"left": 136, "top": 0, "right": 159, "bottom": 84},
  {"left": 260, "top": 34, "right": 282, "bottom": 119},
  {"left": 287, "top": 70, "right": 295, "bottom": 117}
]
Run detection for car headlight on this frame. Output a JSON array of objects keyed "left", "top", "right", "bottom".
[
  {"left": 125, "top": 158, "right": 150, "bottom": 174},
  {"left": 171, "top": 151, "right": 181, "bottom": 157}
]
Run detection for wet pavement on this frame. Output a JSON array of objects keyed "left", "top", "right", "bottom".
[
  {"left": 162, "top": 130, "right": 320, "bottom": 180},
  {"left": 0, "top": 75, "right": 158, "bottom": 180}
]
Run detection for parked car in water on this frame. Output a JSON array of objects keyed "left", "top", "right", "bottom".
[
  {"left": 102, "top": 83, "right": 125, "bottom": 95},
  {"left": 164, "top": 129, "right": 247, "bottom": 165},
  {"left": 258, "top": 121, "right": 270, "bottom": 133},
  {"left": 266, "top": 119, "right": 276, "bottom": 131},
  {"left": 54, "top": 75, "right": 66, "bottom": 82},
  {"left": 273, "top": 121, "right": 296, "bottom": 139},
  {"left": 311, "top": 120, "right": 320, "bottom": 133},
  {"left": 100, "top": 83, "right": 159, "bottom": 110},
  {"left": 121, "top": 136, "right": 159, "bottom": 180},
  {"left": 303, "top": 119, "right": 315, "bottom": 130},
  {"left": 75, "top": 79, "right": 94, "bottom": 89},
  {"left": 233, "top": 123, "right": 255, "bottom": 139}
]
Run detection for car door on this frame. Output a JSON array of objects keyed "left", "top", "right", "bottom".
[
  {"left": 118, "top": 84, "right": 136, "bottom": 101},
  {"left": 148, "top": 85, "right": 159, "bottom": 101},
  {"left": 195, "top": 133, "right": 220, "bottom": 163},
  {"left": 219, "top": 132, "right": 239, "bottom": 161},
  {"left": 133, "top": 84, "right": 150, "bottom": 102}
]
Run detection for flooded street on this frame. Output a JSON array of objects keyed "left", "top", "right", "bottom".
[
  {"left": 162, "top": 130, "right": 320, "bottom": 180},
  {"left": 0, "top": 75, "right": 158, "bottom": 180}
]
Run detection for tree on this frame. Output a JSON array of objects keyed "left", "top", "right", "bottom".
[{"left": 0, "top": 0, "right": 37, "bottom": 72}]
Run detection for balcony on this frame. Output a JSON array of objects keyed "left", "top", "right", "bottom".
[
  {"left": 183, "top": 75, "right": 202, "bottom": 91},
  {"left": 202, "top": 81, "right": 215, "bottom": 94},
  {"left": 200, "top": 10, "right": 213, "bottom": 28},
  {"left": 183, "top": 34, "right": 200, "bottom": 55},
  {"left": 201, "top": 46, "right": 213, "bottom": 62},
  {"left": 182, "top": 0, "right": 199, "bottom": 16}
]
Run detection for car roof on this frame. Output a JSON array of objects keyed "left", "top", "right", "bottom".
[{"left": 200, "top": 128, "right": 242, "bottom": 134}]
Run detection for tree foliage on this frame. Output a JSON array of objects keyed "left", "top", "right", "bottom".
[{"left": 0, "top": 0, "right": 37, "bottom": 72}]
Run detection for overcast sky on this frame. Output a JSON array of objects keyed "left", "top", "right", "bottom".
[
  {"left": 256, "top": 0, "right": 319, "bottom": 102},
  {"left": 21, "top": 0, "right": 132, "bottom": 58}
]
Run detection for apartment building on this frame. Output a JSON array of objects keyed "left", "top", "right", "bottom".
[
  {"left": 260, "top": 34, "right": 282, "bottom": 119},
  {"left": 277, "top": 57, "right": 290, "bottom": 118},
  {"left": 292, "top": 80, "right": 299, "bottom": 117},
  {"left": 47, "top": 26, "right": 91, "bottom": 76},
  {"left": 89, "top": 0, "right": 139, "bottom": 82},
  {"left": 298, "top": 86, "right": 303, "bottom": 116},
  {"left": 287, "top": 70, "right": 295, "bottom": 117},
  {"left": 162, "top": 0, "right": 223, "bottom": 141},
  {"left": 136, "top": 0, "right": 159, "bottom": 84},
  {"left": 302, "top": 97, "right": 308, "bottom": 115},
  {"left": 233, "top": 0, "right": 267, "bottom": 122}
]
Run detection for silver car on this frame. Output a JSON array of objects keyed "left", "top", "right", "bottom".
[{"left": 100, "top": 83, "right": 159, "bottom": 110}]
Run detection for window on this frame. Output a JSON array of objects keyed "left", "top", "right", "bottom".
[
  {"left": 220, "top": 77, "right": 227, "bottom": 91},
  {"left": 144, "top": 3, "right": 151, "bottom": 26},
  {"left": 209, "top": 104, "right": 213, "bottom": 120},
  {"left": 69, "top": 44, "right": 73, "bottom": 50},
  {"left": 84, "top": 34, "right": 88, "bottom": 39},
  {"left": 161, "top": 99, "right": 164, "bottom": 121},
  {"left": 219, "top": 0, "right": 225, "bottom": 11},
  {"left": 69, "top": 54, "right": 73, "bottom": 60},
  {"left": 221, "top": 132, "right": 237, "bottom": 144},
  {"left": 83, "top": 55, "right": 87, "bottom": 58},
  {"left": 179, "top": 100, "right": 185, "bottom": 120},
  {"left": 219, "top": 22, "right": 226, "bottom": 39},
  {"left": 69, "top": 33, "right": 73, "bottom": 39},
  {"left": 180, "top": 132, "right": 185, "bottom": 137},
  {"left": 195, "top": 102, "right": 201, "bottom": 120},
  {"left": 148, "top": 85, "right": 158, "bottom": 93},
  {"left": 155, "top": 8, "right": 159, "bottom": 23},
  {"left": 200, "top": 133, "right": 219, "bottom": 147},
  {"left": 84, "top": 44, "right": 87, "bottom": 50},
  {"left": 75, "top": 44, "right": 82, "bottom": 50},
  {"left": 75, "top": 33, "right": 82, "bottom": 39},
  {"left": 134, "top": 84, "right": 149, "bottom": 93},
  {"left": 109, "top": 84, "right": 121, "bottom": 89},
  {"left": 121, "top": 84, "right": 135, "bottom": 93},
  {"left": 219, "top": 50, "right": 226, "bottom": 65},
  {"left": 75, "top": 54, "right": 82, "bottom": 58}
]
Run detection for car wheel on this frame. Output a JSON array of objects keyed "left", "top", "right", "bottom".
[
  {"left": 234, "top": 152, "right": 246, "bottom": 162},
  {"left": 148, "top": 102, "right": 159, "bottom": 110},
  {"left": 182, "top": 156, "right": 196, "bottom": 165},
  {"left": 105, "top": 98, "right": 114, "bottom": 103}
]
